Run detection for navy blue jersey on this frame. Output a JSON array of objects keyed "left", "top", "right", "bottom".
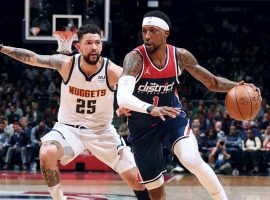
[{"left": 128, "top": 44, "right": 184, "bottom": 142}]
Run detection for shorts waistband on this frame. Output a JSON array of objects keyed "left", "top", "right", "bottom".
[{"left": 64, "top": 123, "right": 87, "bottom": 129}]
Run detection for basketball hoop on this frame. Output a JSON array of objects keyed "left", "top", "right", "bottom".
[{"left": 53, "top": 30, "right": 77, "bottom": 55}]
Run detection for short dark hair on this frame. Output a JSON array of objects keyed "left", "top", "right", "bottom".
[
  {"left": 77, "top": 24, "right": 102, "bottom": 41},
  {"left": 143, "top": 10, "right": 171, "bottom": 30}
]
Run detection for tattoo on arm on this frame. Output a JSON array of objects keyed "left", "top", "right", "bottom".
[
  {"left": 13, "top": 49, "right": 32, "bottom": 63},
  {"left": 122, "top": 51, "right": 143, "bottom": 77},
  {"left": 3, "top": 47, "right": 35, "bottom": 64},
  {"left": 36, "top": 54, "right": 66, "bottom": 71},
  {"left": 41, "top": 166, "right": 60, "bottom": 187},
  {"left": 1, "top": 46, "right": 68, "bottom": 71}
]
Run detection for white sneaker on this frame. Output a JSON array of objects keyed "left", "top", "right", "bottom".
[{"left": 171, "top": 166, "right": 185, "bottom": 173}]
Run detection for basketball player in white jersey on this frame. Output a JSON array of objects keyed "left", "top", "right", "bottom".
[{"left": 0, "top": 24, "right": 150, "bottom": 200}]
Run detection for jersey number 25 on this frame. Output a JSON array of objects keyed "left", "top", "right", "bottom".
[{"left": 76, "top": 99, "right": 96, "bottom": 114}]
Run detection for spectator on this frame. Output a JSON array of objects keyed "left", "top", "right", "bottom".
[
  {"left": 205, "top": 127, "right": 218, "bottom": 150},
  {"left": 6, "top": 103, "right": 20, "bottom": 124},
  {"left": 5, "top": 100, "right": 23, "bottom": 118},
  {"left": 26, "top": 102, "right": 42, "bottom": 126},
  {"left": 242, "top": 128, "right": 262, "bottom": 174},
  {"left": 225, "top": 125, "right": 242, "bottom": 150},
  {"left": 0, "top": 116, "right": 13, "bottom": 135},
  {"left": 30, "top": 120, "right": 51, "bottom": 167},
  {"left": 193, "top": 127, "right": 207, "bottom": 160},
  {"left": 215, "top": 121, "right": 225, "bottom": 139},
  {"left": 0, "top": 120, "right": 10, "bottom": 167},
  {"left": 209, "top": 139, "right": 232, "bottom": 175},
  {"left": 224, "top": 125, "right": 242, "bottom": 170},
  {"left": 19, "top": 117, "right": 32, "bottom": 139},
  {"left": 239, "top": 121, "right": 261, "bottom": 140},
  {"left": 3, "top": 122, "right": 29, "bottom": 170},
  {"left": 262, "top": 125, "right": 270, "bottom": 150},
  {"left": 191, "top": 118, "right": 206, "bottom": 134},
  {"left": 204, "top": 127, "right": 218, "bottom": 160},
  {"left": 259, "top": 113, "right": 270, "bottom": 130}
]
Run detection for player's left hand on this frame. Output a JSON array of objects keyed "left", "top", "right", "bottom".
[
  {"left": 238, "top": 80, "right": 261, "bottom": 97},
  {"left": 150, "top": 106, "right": 181, "bottom": 121},
  {"left": 116, "top": 107, "right": 131, "bottom": 117}
]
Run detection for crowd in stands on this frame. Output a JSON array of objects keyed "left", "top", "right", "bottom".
[{"left": 1, "top": 1, "right": 270, "bottom": 174}]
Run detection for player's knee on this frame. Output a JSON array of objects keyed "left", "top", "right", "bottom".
[
  {"left": 180, "top": 152, "right": 202, "bottom": 169},
  {"left": 175, "top": 144, "right": 203, "bottom": 170},
  {"left": 120, "top": 168, "right": 144, "bottom": 190},
  {"left": 39, "top": 144, "right": 59, "bottom": 164}
]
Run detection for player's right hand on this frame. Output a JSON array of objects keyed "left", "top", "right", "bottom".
[
  {"left": 116, "top": 107, "right": 131, "bottom": 117},
  {"left": 238, "top": 80, "right": 262, "bottom": 97},
  {"left": 150, "top": 106, "right": 181, "bottom": 121}
]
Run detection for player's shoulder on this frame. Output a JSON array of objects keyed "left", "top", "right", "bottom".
[
  {"left": 124, "top": 49, "right": 143, "bottom": 62},
  {"left": 107, "top": 59, "right": 120, "bottom": 69},
  {"left": 175, "top": 47, "right": 191, "bottom": 55},
  {"left": 107, "top": 59, "right": 123, "bottom": 73},
  {"left": 175, "top": 47, "right": 196, "bottom": 61}
]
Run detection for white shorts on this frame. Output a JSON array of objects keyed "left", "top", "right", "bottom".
[{"left": 41, "top": 122, "right": 136, "bottom": 174}]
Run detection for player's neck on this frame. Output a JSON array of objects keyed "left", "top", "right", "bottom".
[
  {"left": 81, "top": 57, "right": 103, "bottom": 77},
  {"left": 149, "top": 44, "right": 167, "bottom": 68}
]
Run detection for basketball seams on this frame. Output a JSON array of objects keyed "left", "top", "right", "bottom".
[
  {"left": 225, "top": 88, "right": 238, "bottom": 120},
  {"left": 235, "top": 86, "right": 246, "bottom": 121},
  {"left": 244, "top": 85, "right": 253, "bottom": 120}
]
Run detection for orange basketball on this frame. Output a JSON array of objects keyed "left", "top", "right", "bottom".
[{"left": 225, "top": 85, "right": 262, "bottom": 121}]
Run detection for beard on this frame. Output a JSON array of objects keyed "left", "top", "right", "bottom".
[
  {"left": 83, "top": 52, "right": 100, "bottom": 65},
  {"left": 145, "top": 43, "right": 159, "bottom": 54}
]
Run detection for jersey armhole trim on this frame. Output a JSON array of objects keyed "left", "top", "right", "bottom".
[
  {"left": 174, "top": 47, "right": 181, "bottom": 84},
  {"left": 63, "top": 56, "right": 75, "bottom": 85},
  {"left": 105, "top": 59, "right": 115, "bottom": 92}
]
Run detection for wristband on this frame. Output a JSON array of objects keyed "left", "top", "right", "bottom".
[
  {"left": 146, "top": 105, "right": 155, "bottom": 114},
  {"left": 0, "top": 44, "right": 3, "bottom": 52}
]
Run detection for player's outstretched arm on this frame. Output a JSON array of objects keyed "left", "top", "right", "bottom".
[
  {"left": 0, "top": 44, "right": 70, "bottom": 71},
  {"left": 177, "top": 48, "right": 238, "bottom": 92}
]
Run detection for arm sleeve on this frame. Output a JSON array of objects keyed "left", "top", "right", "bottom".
[{"left": 117, "top": 75, "right": 152, "bottom": 114}]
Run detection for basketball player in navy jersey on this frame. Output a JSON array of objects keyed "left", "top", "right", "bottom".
[
  {"left": 117, "top": 11, "right": 260, "bottom": 200},
  {"left": 0, "top": 25, "right": 150, "bottom": 200}
]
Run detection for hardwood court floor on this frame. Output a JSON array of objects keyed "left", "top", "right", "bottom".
[{"left": 0, "top": 171, "right": 270, "bottom": 199}]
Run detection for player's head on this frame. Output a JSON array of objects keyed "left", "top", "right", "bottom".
[
  {"left": 76, "top": 24, "right": 103, "bottom": 65},
  {"left": 141, "top": 10, "right": 171, "bottom": 53}
]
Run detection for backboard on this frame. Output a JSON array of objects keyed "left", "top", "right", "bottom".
[{"left": 24, "top": 0, "right": 111, "bottom": 43}]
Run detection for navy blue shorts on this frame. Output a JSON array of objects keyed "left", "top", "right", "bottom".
[{"left": 131, "top": 116, "right": 190, "bottom": 184}]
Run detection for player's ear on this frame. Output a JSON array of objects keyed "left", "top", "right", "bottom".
[
  {"left": 100, "top": 41, "right": 103, "bottom": 51},
  {"left": 74, "top": 43, "right": 81, "bottom": 52},
  {"left": 165, "top": 31, "right": 170, "bottom": 38}
]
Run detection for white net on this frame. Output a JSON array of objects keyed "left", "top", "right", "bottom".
[{"left": 53, "top": 31, "right": 77, "bottom": 55}]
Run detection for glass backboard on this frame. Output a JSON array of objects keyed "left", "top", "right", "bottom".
[{"left": 24, "top": 0, "right": 111, "bottom": 43}]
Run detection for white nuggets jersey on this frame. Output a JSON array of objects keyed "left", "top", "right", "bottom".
[{"left": 58, "top": 54, "right": 115, "bottom": 131}]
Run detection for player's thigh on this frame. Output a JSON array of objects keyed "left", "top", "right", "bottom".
[
  {"left": 41, "top": 123, "right": 85, "bottom": 165},
  {"left": 82, "top": 126, "right": 136, "bottom": 173},
  {"left": 115, "top": 147, "right": 136, "bottom": 174}
]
